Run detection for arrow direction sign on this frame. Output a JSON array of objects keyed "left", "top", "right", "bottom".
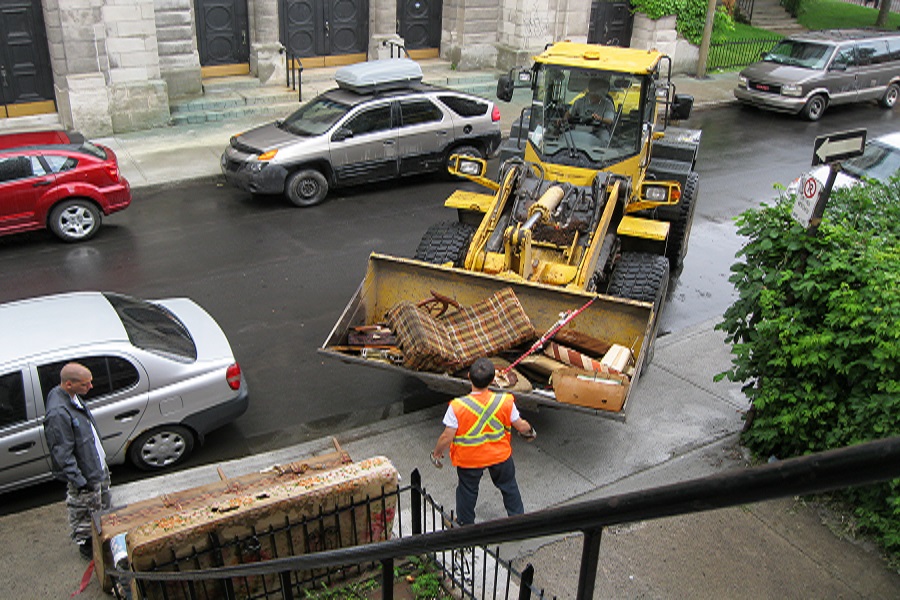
[{"left": 812, "top": 129, "right": 866, "bottom": 166}]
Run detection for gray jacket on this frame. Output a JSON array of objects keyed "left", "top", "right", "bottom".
[{"left": 43, "top": 385, "right": 105, "bottom": 488}]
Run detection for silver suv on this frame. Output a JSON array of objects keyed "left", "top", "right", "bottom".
[
  {"left": 221, "top": 59, "right": 502, "bottom": 207},
  {"left": 0, "top": 292, "right": 248, "bottom": 493}
]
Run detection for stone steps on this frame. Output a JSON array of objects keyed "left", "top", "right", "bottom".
[
  {"left": 750, "top": 0, "right": 807, "bottom": 35},
  {"left": 169, "top": 64, "right": 500, "bottom": 126}
]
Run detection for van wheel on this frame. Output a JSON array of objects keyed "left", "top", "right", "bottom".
[
  {"left": 129, "top": 425, "right": 195, "bottom": 470},
  {"left": 801, "top": 95, "right": 827, "bottom": 121},
  {"left": 49, "top": 199, "right": 102, "bottom": 242},
  {"left": 285, "top": 169, "right": 328, "bottom": 207},
  {"left": 880, "top": 83, "right": 900, "bottom": 109}
]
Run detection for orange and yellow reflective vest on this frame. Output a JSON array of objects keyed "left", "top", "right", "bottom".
[{"left": 449, "top": 390, "right": 514, "bottom": 468}]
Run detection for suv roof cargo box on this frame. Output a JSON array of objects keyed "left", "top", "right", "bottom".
[{"left": 335, "top": 58, "right": 424, "bottom": 94}]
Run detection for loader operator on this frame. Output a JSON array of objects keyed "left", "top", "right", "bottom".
[
  {"left": 567, "top": 76, "right": 616, "bottom": 129},
  {"left": 431, "top": 358, "right": 536, "bottom": 525}
]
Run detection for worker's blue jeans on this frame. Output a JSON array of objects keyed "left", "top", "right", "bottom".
[{"left": 455, "top": 456, "right": 524, "bottom": 525}]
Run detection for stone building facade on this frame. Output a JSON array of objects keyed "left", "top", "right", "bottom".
[{"left": 12, "top": 0, "right": 598, "bottom": 136}]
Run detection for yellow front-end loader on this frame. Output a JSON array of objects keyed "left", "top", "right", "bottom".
[{"left": 320, "top": 42, "right": 702, "bottom": 418}]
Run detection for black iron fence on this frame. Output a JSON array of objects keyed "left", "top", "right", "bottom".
[
  {"left": 285, "top": 52, "right": 302, "bottom": 103},
  {"left": 735, "top": 0, "right": 755, "bottom": 22},
  {"left": 707, "top": 36, "right": 782, "bottom": 70},
  {"left": 110, "top": 436, "right": 900, "bottom": 600}
]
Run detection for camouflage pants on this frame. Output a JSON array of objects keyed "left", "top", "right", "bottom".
[{"left": 66, "top": 474, "right": 111, "bottom": 544}]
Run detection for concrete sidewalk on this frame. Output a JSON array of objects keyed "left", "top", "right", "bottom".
[{"left": 3, "top": 320, "right": 898, "bottom": 598}]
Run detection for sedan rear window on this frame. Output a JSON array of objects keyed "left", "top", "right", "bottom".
[
  {"left": 842, "top": 141, "right": 900, "bottom": 183},
  {"left": 104, "top": 293, "right": 197, "bottom": 360},
  {"left": 764, "top": 40, "right": 833, "bottom": 69}
]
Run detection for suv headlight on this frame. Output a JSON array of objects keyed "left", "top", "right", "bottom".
[
  {"left": 738, "top": 75, "right": 748, "bottom": 88},
  {"left": 782, "top": 83, "right": 802, "bottom": 97}
]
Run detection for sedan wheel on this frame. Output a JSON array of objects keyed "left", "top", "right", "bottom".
[
  {"left": 49, "top": 199, "right": 102, "bottom": 242},
  {"left": 129, "top": 425, "right": 195, "bottom": 470}
]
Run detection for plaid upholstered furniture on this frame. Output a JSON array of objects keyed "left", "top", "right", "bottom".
[{"left": 386, "top": 287, "right": 536, "bottom": 372}]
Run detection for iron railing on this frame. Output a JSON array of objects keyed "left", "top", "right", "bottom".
[
  {"left": 111, "top": 436, "right": 900, "bottom": 600},
  {"left": 707, "top": 36, "right": 782, "bottom": 70},
  {"left": 383, "top": 39, "right": 410, "bottom": 59},
  {"left": 735, "top": 0, "right": 755, "bottom": 22},
  {"left": 286, "top": 52, "right": 303, "bottom": 102}
]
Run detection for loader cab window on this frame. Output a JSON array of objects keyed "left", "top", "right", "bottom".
[{"left": 529, "top": 65, "right": 643, "bottom": 169}]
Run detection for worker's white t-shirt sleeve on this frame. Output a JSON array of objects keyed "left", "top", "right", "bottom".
[
  {"left": 442, "top": 405, "right": 458, "bottom": 428},
  {"left": 511, "top": 404, "right": 521, "bottom": 423}
]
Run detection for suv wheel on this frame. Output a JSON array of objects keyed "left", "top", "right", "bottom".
[
  {"left": 286, "top": 169, "right": 329, "bottom": 207},
  {"left": 49, "top": 199, "right": 102, "bottom": 242}
]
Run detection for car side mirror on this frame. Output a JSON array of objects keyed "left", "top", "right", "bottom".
[
  {"left": 331, "top": 127, "right": 353, "bottom": 142},
  {"left": 760, "top": 51, "right": 769, "bottom": 60},
  {"left": 670, "top": 93, "right": 693, "bottom": 121}
]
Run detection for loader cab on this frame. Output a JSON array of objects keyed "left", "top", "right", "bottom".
[{"left": 524, "top": 65, "right": 651, "bottom": 171}]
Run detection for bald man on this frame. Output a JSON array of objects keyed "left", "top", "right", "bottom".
[{"left": 44, "top": 362, "right": 111, "bottom": 560}]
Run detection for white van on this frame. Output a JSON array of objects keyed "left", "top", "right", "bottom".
[{"left": 735, "top": 29, "right": 900, "bottom": 120}]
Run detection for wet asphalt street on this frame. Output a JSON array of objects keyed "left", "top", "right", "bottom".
[{"left": 1, "top": 101, "right": 898, "bottom": 515}]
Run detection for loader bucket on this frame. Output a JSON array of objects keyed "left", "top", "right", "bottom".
[{"left": 319, "top": 253, "right": 661, "bottom": 420}]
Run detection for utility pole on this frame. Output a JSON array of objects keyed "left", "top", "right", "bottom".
[{"left": 696, "top": 0, "right": 718, "bottom": 78}]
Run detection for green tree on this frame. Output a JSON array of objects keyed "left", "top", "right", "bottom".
[{"left": 717, "top": 177, "right": 900, "bottom": 553}]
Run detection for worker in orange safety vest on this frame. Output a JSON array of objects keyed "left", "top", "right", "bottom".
[{"left": 431, "top": 357, "right": 536, "bottom": 525}]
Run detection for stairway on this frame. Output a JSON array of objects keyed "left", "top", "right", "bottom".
[
  {"left": 169, "top": 60, "right": 501, "bottom": 126},
  {"left": 749, "top": 0, "right": 807, "bottom": 35}
]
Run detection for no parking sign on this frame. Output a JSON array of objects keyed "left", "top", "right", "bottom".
[{"left": 791, "top": 174, "right": 821, "bottom": 228}]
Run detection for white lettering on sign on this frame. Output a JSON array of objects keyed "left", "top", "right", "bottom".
[{"left": 791, "top": 174, "right": 820, "bottom": 228}]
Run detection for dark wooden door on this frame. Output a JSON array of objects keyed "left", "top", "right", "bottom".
[
  {"left": 397, "top": 0, "right": 441, "bottom": 51},
  {"left": 587, "top": 1, "right": 633, "bottom": 48},
  {"left": 282, "top": 0, "right": 367, "bottom": 60},
  {"left": 195, "top": 0, "right": 249, "bottom": 67},
  {"left": 0, "top": 0, "right": 54, "bottom": 118}
]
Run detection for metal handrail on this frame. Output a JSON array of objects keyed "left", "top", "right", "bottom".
[
  {"left": 286, "top": 51, "right": 303, "bottom": 102},
  {"left": 114, "top": 436, "right": 900, "bottom": 599}
]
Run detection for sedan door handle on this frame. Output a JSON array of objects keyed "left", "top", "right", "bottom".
[
  {"left": 32, "top": 179, "right": 53, "bottom": 187},
  {"left": 383, "top": 140, "right": 395, "bottom": 146},
  {"left": 115, "top": 409, "right": 140, "bottom": 421},
  {"left": 9, "top": 441, "right": 35, "bottom": 453}
]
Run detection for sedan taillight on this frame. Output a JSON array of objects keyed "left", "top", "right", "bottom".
[
  {"left": 491, "top": 105, "right": 501, "bottom": 122},
  {"left": 105, "top": 163, "right": 120, "bottom": 182},
  {"left": 226, "top": 363, "right": 242, "bottom": 390}
]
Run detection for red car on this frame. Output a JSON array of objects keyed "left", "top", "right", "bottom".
[{"left": 0, "top": 130, "right": 131, "bottom": 242}]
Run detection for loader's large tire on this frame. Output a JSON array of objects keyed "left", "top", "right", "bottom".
[
  {"left": 656, "top": 171, "right": 699, "bottom": 271},
  {"left": 606, "top": 252, "right": 670, "bottom": 369},
  {"left": 607, "top": 252, "right": 670, "bottom": 304},
  {"left": 414, "top": 221, "right": 476, "bottom": 267}
]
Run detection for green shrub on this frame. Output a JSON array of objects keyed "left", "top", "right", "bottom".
[
  {"left": 631, "top": 0, "right": 735, "bottom": 45},
  {"left": 716, "top": 178, "right": 900, "bottom": 555}
]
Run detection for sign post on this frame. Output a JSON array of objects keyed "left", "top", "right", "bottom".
[{"left": 792, "top": 129, "right": 867, "bottom": 234}]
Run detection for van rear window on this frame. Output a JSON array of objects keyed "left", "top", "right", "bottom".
[{"left": 104, "top": 293, "right": 197, "bottom": 360}]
